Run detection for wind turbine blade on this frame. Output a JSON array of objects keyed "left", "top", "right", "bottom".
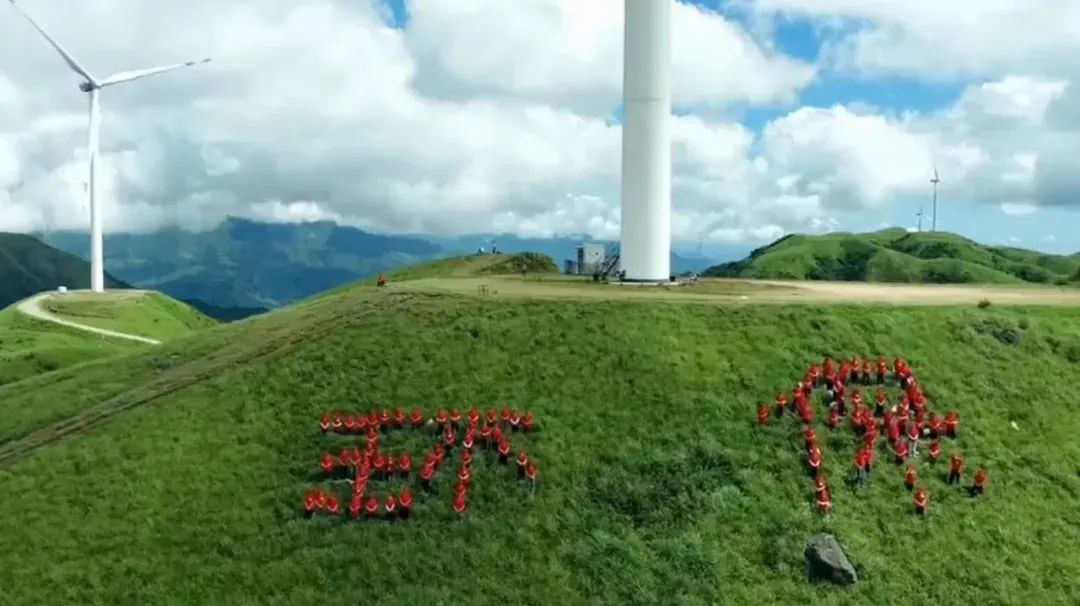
[
  {"left": 98, "top": 58, "right": 211, "bottom": 87},
  {"left": 933, "top": 165, "right": 939, "bottom": 181},
  {"left": 7, "top": 0, "right": 97, "bottom": 84}
]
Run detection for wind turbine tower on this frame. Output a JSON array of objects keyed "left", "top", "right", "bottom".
[
  {"left": 8, "top": 0, "right": 211, "bottom": 293},
  {"left": 620, "top": 0, "right": 672, "bottom": 282},
  {"left": 930, "top": 166, "right": 941, "bottom": 232},
  {"left": 916, "top": 205, "right": 924, "bottom": 232}
]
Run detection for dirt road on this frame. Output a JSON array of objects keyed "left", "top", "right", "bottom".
[
  {"left": 393, "top": 276, "right": 1080, "bottom": 306},
  {"left": 15, "top": 291, "right": 163, "bottom": 345}
]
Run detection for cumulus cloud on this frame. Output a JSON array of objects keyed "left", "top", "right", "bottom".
[{"left": 0, "top": 0, "right": 1077, "bottom": 247}]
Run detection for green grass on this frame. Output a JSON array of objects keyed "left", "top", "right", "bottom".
[
  {"left": 1, "top": 279, "right": 1080, "bottom": 604},
  {"left": 0, "top": 306, "right": 141, "bottom": 387},
  {"left": 707, "top": 229, "right": 1080, "bottom": 285},
  {"left": 41, "top": 291, "right": 217, "bottom": 341}
]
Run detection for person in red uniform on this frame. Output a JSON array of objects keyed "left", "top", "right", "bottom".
[
  {"left": 399, "top": 452, "right": 412, "bottom": 478},
  {"left": 944, "top": 411, "right": 959, "bottom": 438},
  {"left": 365, "top": 495, "right": 380, "bottom": 519},
  {"left": 436, "top": 410, "right": 449, "bottom": 430},
  {"left": 913, "top": 486, "right": 928, "bottom": 516},
  {"left": 904, "top": 465, "right": 917, "bottom": 491},
  {"left": 516, "top": 450, "right": 529, "bottom": 479},
  {"left": 443, "top": 426, "right": 457, "bottom": 452},
  {"left": 321, "top": 453, "right": 335, "bottom": 476},
  {"left": 498, "top": 437, "right": 511, "bottom": 464},
  {"left": 379, "top": 409, "right": 391, "bottom": 433},
  {"left": 814, "top": 474, "right": 827, "bottom": 496},
  {"left": 450, "top": 409, "right": 462, "bottom": 430},
  {"left": 816, "top": 488, "right": 832, "bottom": 515},
  {"left": 453, "top": 493, "right": 468, "bottom": 517},
  {"left": 332, "top": 413, "right": 344, "bottom": 433},
  {"left": 928, "top": 439, "right": 941, "bottom": 462},
  {"left": 384, "top": 494, "right": 398, "bottom": 521},
  {"left": 434, "top": 444, "right": 446, "bottom": 466},
  {"left": 399, "top": 488, "right": 414, "bottom": 519},
  {"left": 462, "top": 431, "right": 475, "bottom": 451},
  {"left": 481, "top": 423, "right": 494, "bottom": 449},
  {"left": 462, "top": 449, "right": 474, "bottom": 466},
  {"left": 411, "top": 408, "right": 424, "bottom": 430},
  {"left": 349, "top": 494, "right": 363, "bottom": 520},
  {"left": 970, "top": 467, "right": 987, "bottom": 496},
  {"left": 874, "top": 390, "right": 888, "bottom": 417},
  {"left": 893, "top": 438, "right": 908, "bottom": 464},
  {"left": 420, "top": 462, "right": 435, "bottom": 491},
  {"left": 799, "top": 400, "right": 813, "bottom": 424},
  {"left": 458, "top": 463, "right": 471, "bottom": 485},
  {"left": 775, "top": 393, "right": 789, "bottom": 416},
  {"left": 394, "top": 408, "right": 406, "bottom": 429},
  {"left": 907, "top": 422, "right": 921, "bottom": 458},
  {"left": 803, "top": 427, "right": 817, "bottom": 452},
  {"left": 526, "top": 461, "right": 539, "bottom": 494},
  {"left": 948, "top": 454, "right": 964, "bottom": 485},
  {"left": 469, "top": 407, "right": 480, "bottom": 427},
  {"left": 486, "top": 409, "right": 498, "bottom": 426},
  {"left": 863, "top": 417, "right": 878, "bottom": 448},
  {"left": 501, "top": 407, "right": 512, "bottom": 427},
  {"left": 855, "top": 448, "right": 869, "bottom": 488},
  {"left": 876, "top": 356, "right": 888, "bottom": 384},
  {"left": 303, "top": 490, "right": 319, "bottom": 518},
  {"left": 807, "top": 448, "right": 822, "bottom": 477},
  {"left": 862, "top": 360, "right": 873, "bottom": 384},
  {"left": 510, "top": 410, "right": 522, "bottom": 432},
  {"left": 523, "top": 411, "right": 535, "bottom": 433},
  {"left": 325, "top": 493, "right": 341, "bottom": 516},
  {"left": 320, "top": 414, "right": 331, "bottom": 433},
  {"left": 757, "top": 403, "right": 771, "bottom": 426}
]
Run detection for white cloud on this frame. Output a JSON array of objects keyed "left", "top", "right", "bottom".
[
  {"left": 1000, "top": 202, "right": 1038, "bottom": 217},
  {"left": 749, "top": 0, "right": 1080, "bottom": 80}
]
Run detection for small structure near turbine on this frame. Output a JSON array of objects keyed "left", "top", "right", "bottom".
[
  {"left": 620, "top": 0, "right": 673, "bottom": 282},
  {"left": 8, "top": 0, "right": 211, "bottom": 293}
]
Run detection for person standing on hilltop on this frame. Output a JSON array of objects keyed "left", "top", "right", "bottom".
[
  {"left": 948, "top": 454, "right": 965, "bottom": 486},
  {"left": 970, "top": 468, "right": 988, "bottom": 496}
]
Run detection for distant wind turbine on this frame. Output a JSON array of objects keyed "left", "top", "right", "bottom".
[
  {"left": 916, "top": 205, "right": 925, "bottom": 232},
  {"left": 930, "top": 166, "right": 941, "bottom": 232},
  {"left": 8, "top": 0, "right": 211, "bottom": 292}
]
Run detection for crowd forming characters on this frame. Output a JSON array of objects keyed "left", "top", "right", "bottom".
[{"left": 760, "top": 355, "right": 987, "bottom": 516}]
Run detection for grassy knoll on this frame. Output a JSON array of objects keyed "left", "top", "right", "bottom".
[
  {"left": 707, "top": 228, "right": 1080, "bottom": 285},
  {"left": 40, "top": 291, "right": 216, "bottom": 341},
  {"left": 0, "top": 278, "right": 1079, "bottom": 604},
  {"left": 0, "top": 306, "right": 141, "bottom": 387}
]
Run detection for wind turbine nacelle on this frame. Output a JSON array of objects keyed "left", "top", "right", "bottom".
[{"left": 79, "top": 81, "right": 95, "bottom": 92}]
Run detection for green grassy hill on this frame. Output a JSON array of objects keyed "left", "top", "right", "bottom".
[
  {"left": 0, "top": 259, "right": 1079, "bottom": 604},
  {"left": 0, "top": 233, "right": 130, "bottom": 309},
  {"left": 705, "top": 229, "right": 1080, "bottom": 285},
  {"left": 41, "top": 291, "right": 217, "bottom": 342},
  {"left": 0, "top": 306, "right": 142, "bottom": 387}
]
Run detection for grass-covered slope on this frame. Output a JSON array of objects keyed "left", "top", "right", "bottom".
[
  {"left": 1, "top": 281, "right": 1079, "bottom": 604},
  {"left": 706, "top": 229, "right": 1080, "bottom": 285},
  {"left": 0, "top": 232, "right": 128, "bottom": 309},
  {"left": 40, "top": 291, "right": 217, "bottom": 341},
  {"left": 0, "top": 306, "right": 141, "bottom": 386}
]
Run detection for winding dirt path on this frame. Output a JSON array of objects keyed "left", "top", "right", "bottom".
[{"left": 15, "top": 290, "right": 162, "bottom": 345}]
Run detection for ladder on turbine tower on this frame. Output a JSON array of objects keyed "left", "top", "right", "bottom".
[{"left": 595, "top": 243, "right": 621, "bottom": 281}]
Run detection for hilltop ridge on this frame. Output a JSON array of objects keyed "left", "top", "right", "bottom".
[{"left": 704, "top": 229, "right": 1080, "bottom": 285}]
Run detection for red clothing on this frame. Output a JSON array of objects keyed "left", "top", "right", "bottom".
[
  {"left": 365, "top": 496, "right": 379, "bottom": 516},
  {"left": 894, "top": 440, "right": 908, "bottom": 460},
  {"left": 420, "top": 464, "right": 434, "bottom": 481},
  {"left": 385, "top": 495, "right": 397, "bottom": 515},
  {"left": 855, "top": 449, "right": 869, "bottom": 469},
  {"left": 808, "top": 451, "right": 822, "bottom": 470},
  {"left": 526, "top": 462, "right": 538, "bottom": 480},
  {"left": 523, "top": 412, "right": 534, "bottom": 432},
  {"left": 950, "top": 455, "right": 964, "bottom": 473},
  {"left": 827, "top": 408, "right": 840, "bottom": 429},
  {"left": 904, "top": 466, "right": 917, "bottom": 487},
  {"left": 928, "top": 440, "right": 941, "bottom": 460},
  {"left": 411, "top": 408, "right": 424, "bottom": 428},
  {"left": 321, "top": 453, "right": 335, "bottom": 473},
  {"left": 399, "top": 453, "right": 412, "bottom": 475},
  {"left": 400, "top": 489, "right": 414, "bottom": 510},
  {"left": 326, "top": 494, "right": 340, "bottom": 515},
  {"left": 775, "top": 394, "right": 789, "bottom": 410},
  {"left": 757, "top": 405, "right": 770, "bottom": 426},
  {"left": 394, "top": 408, "right": 406, "bottom": 428},
  {"left": 319, "top": 414, "right": 331, "bottom": 432},
  {"left": 450, "top": 409, "right": 462, "bottom": 425},
  {"left": 974, "top": 469, "right": 987, "bottom": 488},
  {"left": 816, "top": 489, "right": 831, "bottom": 513},
  {"left": 913, "top": 489, "right": 928, "bottom": 510},
  {"left": 486, "top": 409, "right": 497, "bottom": 424},
  {"left": 453, "top": 495, "right": 467, "bottom": 514}
]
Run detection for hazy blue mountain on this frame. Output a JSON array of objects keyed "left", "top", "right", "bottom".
[
  {"left": 42, "top": 218, "right": 443, "bottom": 310},
  {"left": 39, "top": 219, "right": 749, "bottom": 311}
]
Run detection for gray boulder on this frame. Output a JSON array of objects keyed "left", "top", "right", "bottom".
[{"left": 804, "top": 534, "right": 858, "bottom": 585}]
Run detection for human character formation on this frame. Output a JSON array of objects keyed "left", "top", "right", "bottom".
[
  {"left": 303, "top": 406, "right": 539, "bottom": 521},
  {"left": 758, "top": 356, "right": 988, "bottom": 516}
]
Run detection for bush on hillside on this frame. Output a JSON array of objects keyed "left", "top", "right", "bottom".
[{"left": 476, "top": 253, "right": 557, "bottom": 275}]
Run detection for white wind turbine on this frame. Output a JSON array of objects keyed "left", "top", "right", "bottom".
[{"left": 8, "top": 0, "right": 210, "bottom": 292}]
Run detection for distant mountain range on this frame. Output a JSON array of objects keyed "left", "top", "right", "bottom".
[
  {"left": 0, "top": 233, "right": 128, "bottom": 310},
  {"left": 705, "top": 228, "right": 1080, "bottom": 285},
  {"left": 40, "top": 218, "right": 734, "bottom": 313}
]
